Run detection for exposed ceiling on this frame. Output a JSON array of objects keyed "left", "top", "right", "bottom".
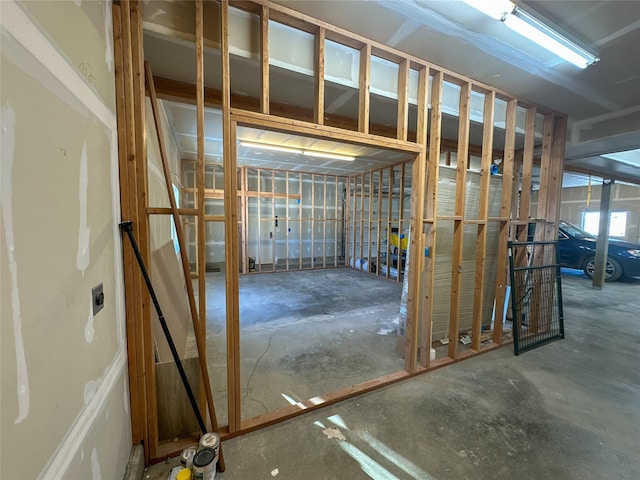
[
  {"left": 272, "top": 0, "right": 640, "bottom": 183},
  {"left": 144, "top": 0, "right": 640, "bottom": 184},
  {"left": 164, "top": 100, "right": 413, "bottom": 176}
]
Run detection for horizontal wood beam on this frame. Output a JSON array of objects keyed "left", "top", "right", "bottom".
[{"left": 152, "top": 76, "right": 500, "bottom": 157}]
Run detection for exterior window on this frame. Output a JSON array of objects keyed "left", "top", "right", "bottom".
[{"left": 582, "top": 211, "right": 627, "bottom": 237}]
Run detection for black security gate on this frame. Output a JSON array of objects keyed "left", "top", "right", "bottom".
[{"left": 508, "top": 240, "right": 564, "bottom": 355}]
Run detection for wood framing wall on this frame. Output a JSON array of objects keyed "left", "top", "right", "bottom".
[{"left": 115, "top": 0, "right": 568, "bottom": 463}]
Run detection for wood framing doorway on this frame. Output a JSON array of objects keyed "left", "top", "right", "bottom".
[{"left": 206, "top": 115, "right": 421, "bottom": 435}]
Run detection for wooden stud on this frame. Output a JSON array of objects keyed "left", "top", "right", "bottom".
[
  {"left": 376, "top": 169, "right": 383, "bottom": 277},
  {"left": 517, "top": 107, "right": 536, "bottom": 243},
  {"left": 471, "top": 91, "right": 495, "bottom": 351},
  {"left": 221, "top": 0, "right": 242, "bottom": 436},
  {"left": 194, "top": 2, "right": 208, "bottom": 420},
  {"left": 194, "top": 2, "right": 226, "bottom": 466},
  {"left": 386, "top": 167, "right": 394, "bottom": 279},
  {"left": 241, "top": 168, "right": 248, "bottom": 273},
  {"left": 398, "top": 162, "right": 406, "bottom": 258},
  {"left": 351, "top": 175, "right": 357, "bottom": 263},
  {"left": 286, "top": 171, "right": 290, "bottom": 270},
  {"left": 360, "top": 173, "right": 366, "bottom": 263},
  {"left": 148, "top": 59, "right": 225, "bottom": 463},
  {"left": 359, "top": 44, "right": 371, "bottom": 134},
  {"left": 492, "top": 99, "right": 518, "bottom": 344},
  {"left": 421, "top": 71, "right": 443, "bottom": 367},
  {"left": 448, "top": 82, "right": 471, "bottom": 359},
  {"left": 257, "top": 169, "right": 262, "bottom": 272},
  {"left": 271, "top": 171, "right": 276, "bottom": 272},
  {"left": 260, "top": 4, "right": 269, "bottom": 114},
  {"left": 403, "top": 66, "right": 429, "bottom": 371},
  {"left": 335, "top": 176, "right": 340, "bottom": 267},
  {"left": 367, "top": 170, "right": 374, "bottom": 272},
  {"left": 311, "top": 174, "right": 316, "bottom": 268},
  {"left": 297, "top": 173, "right": 302, "bottom": 269},
  {"left": 323, "top": 175, "right": 327, "bottom": 267},
  {"left": 397, "top": 59, "right": 410, "bottom": 141},
  {"left": 113, "top": 2, "right": 145, "bottom": 450},
  {"left": 314, "top": 27, "right": 326, "bottom": 124},
  {"left": 128, "top": 0, "right": 156, "bottom": 460}
]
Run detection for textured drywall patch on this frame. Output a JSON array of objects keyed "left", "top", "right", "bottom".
[
  {"left": 91, "top": 448, "right": 102, "bottom": 480},
  {"left": 1, "top": 103, "right": 31, "bottom": 424},
  {"left": 123, "top": 377, "right": 130, "bottom": 414},
  {"left": 85, "top": 297, "right": 95, "bottom": 343},
  {"left": 38, "top": 351, "right": 126, "bottom": 479},
  {"left": 1, "top": 1, "right": 116, "bottom": 130},
  {"left": 104, "top": 1, "right": 113, "bottom": 72},
  {"left": 76, "top": 143, "right": 91, "bottom": 274}
]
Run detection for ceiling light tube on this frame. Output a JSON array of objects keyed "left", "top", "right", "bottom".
[
  {"left": 462, "top": 0, "right": 515, "bottom": 21},
  {"left": 302, "top": 151, "right": 356, "bottom": 161},
  {"left": 503, "top": 7, "right": 599, "bottom": 69},
  {"left": 239, "top": 141, "right": 302, "bottom": 154}
]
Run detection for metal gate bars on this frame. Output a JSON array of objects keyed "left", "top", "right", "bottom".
[{"left": 508, "top": 240, "right": 565, "bottom": 355}]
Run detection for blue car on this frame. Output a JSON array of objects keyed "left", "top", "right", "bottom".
[{"left": 557, "top": 221, "right": 640, "bottom": 282}]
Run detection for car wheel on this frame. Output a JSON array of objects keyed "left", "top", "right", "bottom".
[{"left": 583, "top": 256, "right": 623, "bottom": 282}]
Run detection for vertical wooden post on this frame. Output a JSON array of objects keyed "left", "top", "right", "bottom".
[
  {"left": 314, "top": 27, "right": 325, "bottom": 124},
  {"left": 386, "top": 167, "right": 394, "bottom": 279},
  {"left": 397, "top": 162, "right": 405, "bottom": 284},
  {"left": 359, "top": 44, "right": 371, "bottom": 134},
  {"left": 405, "top": 66, "right": 429, "bottom": 371},
  {"left": 471, "top": 91, "right": 495, "bottom": 351},
  {"left": 397, "top": 60, "right": 409, "bottom": 141},
  {"left": 359, "top": 173, "right": 366, "bottom": 262},
  {"left": 311, "top": 174, "right": 316, "bottom": 268},
  {"left": 241, "top": 168, "right": 248, "bottom": 273},
  {"left": 367, "top": 170, "right": 374, "bottom": 270},
  {"left": 128, "top": 0, "right": 155, "bottom": 459},
  {"left": 323, "top": 175, "right": 327, "bottom": 267},
  {"left": 271, "top": 170, "right": 276, "bottom": 272},
  {"left": 285, "top": 171, "right": 290, "bottom": 270},
  {"left": 113, "top": 2, "right": 146, "bottom": 452},
  {"left": 221, "top": 0, "right": 241, "bottom": 434},
  {"left": 260, "top": 4, "right": 269, "bottom": 114},
  {"left": 492, "top": 99, "right": 517, "bottom": 344},
  {"left": 299, "top": 173, "right": 303, "bottom": 268},
  {"left": 421, "top": 71, "right": 443, "bottom": 367},
  {"left": 376, "top": 169, "right": 383, "bottom": 277},
  {"left": 448, "top": 82, "right": 471, "bottom": 359},
  {"left": 519, "top": 107, "right": 536, "bottom": 228},
  {"left": 334, "top": 177, "right": 339, "bottom": 267},
  {"left": 257, "top": 169, "right": 262, "bottom": 272},
  {"left": 195, "top": 1, "right": 208, "bottom": 387}
]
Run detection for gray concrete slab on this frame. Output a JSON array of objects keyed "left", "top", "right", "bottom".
[
  {"left": 202, "top": 268, "right": 405, "bottom": 424},
  {"left": 144, "top": 270, "right": 640, "bottom": 480}
]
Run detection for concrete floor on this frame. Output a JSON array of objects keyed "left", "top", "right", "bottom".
[
  {"left": 200, "top": 268, "right": 405, "bottom": 425},
  {"left": 147, "top": 270, "right": 640, "bottom": 480}
]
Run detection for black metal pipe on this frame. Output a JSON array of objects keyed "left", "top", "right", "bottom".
[{"left": 120, "top": 221, "right": 207, "bottom": 435}]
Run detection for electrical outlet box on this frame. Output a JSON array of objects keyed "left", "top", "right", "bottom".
[{"left": 92, "top": 283, "right": 105, "bottom": 315}]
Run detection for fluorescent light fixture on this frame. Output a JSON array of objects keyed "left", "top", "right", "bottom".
[
  {"left": 461, "top": 0, "right": 598, "bottom": 69},
  {"left": 240, "top": 141, "right": 356, "bottom": 161},
  {"left": 504, "top": 7, "right": 598, "bottom": 68},
  {"left": 462, "top": 0, "right": 514, "bottom": 21},
  {"left": 302, "top": 151, "right": 355, "bottom": 161},
  {"left": 239, "top": 141, "right": 302, "bottom": 154}
]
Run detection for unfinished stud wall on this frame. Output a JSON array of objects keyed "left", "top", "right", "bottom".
[
  {"left": 242, "top": 167, "right": 346, "bottom": 272},
  {"left": 0, "top": 1, "right": 131, "bottom": 478},
  {"left": 347, "top": 162, "right": 412, "bottom": 281},
  {"left": 122, "top": 0, "right": 568, "bottom": 459}
]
